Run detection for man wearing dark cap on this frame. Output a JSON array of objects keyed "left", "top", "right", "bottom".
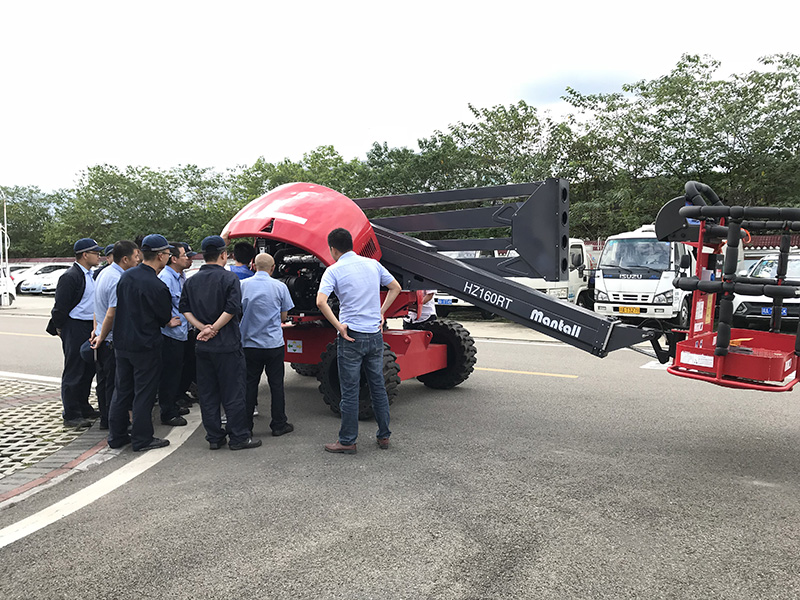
[
  {"left": 90, "top": 240, "right": 140, "bottom": 429},
  {"left": 107, "top": 234, "right": 174, "bottom": 452},
  {"left": 156, "top": 241, "right": 193, "bottom": 427},
  {"left": 93, "top": 244, "right": 115, "bottom": 280},
  {"left": 46, "top": 238, "right": 103, "bottom": 427},
  {"left": 180, "top": 235, "right": 261, "bottom": 451}
]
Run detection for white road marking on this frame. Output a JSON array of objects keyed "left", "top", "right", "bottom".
[
  {"left": 0, "top": 411, "right": 201, "bottom": 549},
  {"left": 0, "top": 371, "right": 62, "bottom": 384},
  {"left": 640, "top": 360, "right": 670, "bottom": 370}
]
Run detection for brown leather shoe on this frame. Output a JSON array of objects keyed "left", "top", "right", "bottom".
[
  {"left": 377, "top": 437, "right": 389, "bottom": 450},
  {"left": 324, "top": 441, "right": 357, "bottom": 454}
]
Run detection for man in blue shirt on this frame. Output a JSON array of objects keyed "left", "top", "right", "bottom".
[
  {"left": 90, "top": 240, "right": 140, "bottom": 429},
  {"left": 107, "top": 234, "right": 173, "bottom": 452},
  {"left": 180, "top": 235, "right": 261, "bottom": 451},
  {"left": 47, "top": 238, "right": 103, "bottom": 428},
  {"left": 157, "top": 242, "right": 194, "bottom": 427},
  {"left": 240, "top": 252, "right": 295, "bottom": 436},
  {"left": 230, "top": 242, "right": 256, "bottom": 280},
  {"left": 316, "top": 228, "right": 401, "bottom": 454}
]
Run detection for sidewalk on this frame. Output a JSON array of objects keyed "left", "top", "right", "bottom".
[{"left": 0, "top": 376, "right": 109, "bottom": 506}]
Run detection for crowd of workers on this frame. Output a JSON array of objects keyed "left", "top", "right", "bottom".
[{"left": 45, "top": 228, "right": 430, "bottom": 454}]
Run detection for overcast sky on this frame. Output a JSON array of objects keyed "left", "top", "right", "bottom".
[{"left": 1, "top": 0, "right": 798, "bottom": 192}]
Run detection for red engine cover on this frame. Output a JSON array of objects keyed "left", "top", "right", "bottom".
[{"left": 221, "top": 182, "right": 381, "bottom": 265}]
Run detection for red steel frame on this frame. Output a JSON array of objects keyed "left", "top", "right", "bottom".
[{"left": 668, "top": 221, "right": 800, "bottom": 391}]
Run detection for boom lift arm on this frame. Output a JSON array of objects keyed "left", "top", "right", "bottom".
[{"left": 354, "top": 179, "right": 664, "bottom": 359}]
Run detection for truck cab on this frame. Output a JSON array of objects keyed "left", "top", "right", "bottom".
[
  {"left": 593, "top": 224, "right": 693, "bottom": 327},
  {"left": 505, "top": 239, "right": 593, "bottom": 307}
]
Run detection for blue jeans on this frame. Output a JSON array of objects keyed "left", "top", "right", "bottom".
[{"left": 337, "top": 331, "right": 391, "bottom": 445}]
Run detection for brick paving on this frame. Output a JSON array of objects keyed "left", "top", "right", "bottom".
[{"left": 0, "top": 377, "right": 108, "bottom": 502}]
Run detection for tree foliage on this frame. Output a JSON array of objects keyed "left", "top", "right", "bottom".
[{"left": 5, "top": 54, "right": 800, "bottom": 257}]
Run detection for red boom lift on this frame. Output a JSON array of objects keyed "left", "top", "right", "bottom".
[{"left": 220, "top": 179, "right": 798, "bottom": 419}]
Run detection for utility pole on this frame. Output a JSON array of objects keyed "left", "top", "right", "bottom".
[{"left": 0, "top": 189, "right": 10, "bottom": 307}]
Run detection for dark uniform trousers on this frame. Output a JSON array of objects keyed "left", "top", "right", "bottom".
[
  {"left": 159, "top": 335, "right": 185, "bottom": 421},
  {"left": 108, "top": 349, "right": 162, "bottom": 450},
  {"left": 196, "top": 349, "right": 250, "bottom": 445},
  {"left": 244, "top": 346, "right": 288, "bottom": 433},
  {"left": 60, "top": 318, "right": 96, "bottom": 420},
  {"left": 179, "top": 329, "right": 197, "bottom": 397},
  {"left": 95, "top": 341, "right": 116, "bottom": 428}
]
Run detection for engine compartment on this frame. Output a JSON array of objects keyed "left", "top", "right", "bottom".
[{"left": 255, "top": 240, "right": 328, "bottom": 314}]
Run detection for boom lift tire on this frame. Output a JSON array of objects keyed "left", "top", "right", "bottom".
[
  {"left": 317, "top": 340, "right": 400, "bottom": 420},
  {"left": 415, "top": 319, "right": 477, "bottom": 389},
  {"left": 290, "top": 362, "right": 319, "bottom": 377}
]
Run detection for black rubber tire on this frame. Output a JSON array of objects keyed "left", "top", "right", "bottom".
[
  {"left": 415, "top": 319, "right": 477, "bottom": 389},
  {"left": 479, "top": 309, "right": 494, "bottom": 320},
  {"left": 577, "top": 291, "right": 593, "bottom": 310},
  {"left": 317, "top": 340, "right": 400, "bottom": 420},
  {"left": 436, "top": 306, "right": 451, "bottom": 318},
  {"left": 677, "top": 298, "right": 691, "bottom": 329},
  {"left": 290, "top": 362, "right": 319, "bottom": 377}
]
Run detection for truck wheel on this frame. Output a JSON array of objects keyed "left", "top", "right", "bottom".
[
  {"left": 416, "top": 319, "right": 477, "bottom": 389},
  {"left": 677, "top": 299, "right": 691, "bottom": 329},
  {"left": 577, "top": 291, "right": 593, "bottom": 310},
  {"left": 317, "top": 340, "right": 400, "bottom": 420},
  {"left": 290, "top": 362, "right": 319, "bottom": 377},
  {"left": 436, "top": 306, "right": 451, "bottom": 318}
]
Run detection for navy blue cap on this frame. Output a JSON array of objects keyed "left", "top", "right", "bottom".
[
  {"left": 103, "top": 244, "right": 115, "bottom": 256},
  {"left": 201, "top": 235, "right": 227, "bottom": 252},
  {"left": 80, "top": 339, "right": 94, "bottom": 364},
  {"left": 140, "top": 234, "right": 174, "bottom": 252},
  {"left": 176, "top": 242, "right": 197, "bottom": 258},
  {"left": 73, "top": 238, "right": 102, "bottom": 254}
]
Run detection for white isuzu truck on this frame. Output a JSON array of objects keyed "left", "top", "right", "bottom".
[{"left": 593, "top": 224, "right": 693, "bottom": 328}]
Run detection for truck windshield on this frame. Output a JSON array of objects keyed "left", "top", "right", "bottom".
[{"left": 599, "top": 238, "right": 670, "bottom": 271}]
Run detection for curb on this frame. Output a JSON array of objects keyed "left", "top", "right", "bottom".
[{"left": 0, "top": 437, "right": 109, "bottom": 505}]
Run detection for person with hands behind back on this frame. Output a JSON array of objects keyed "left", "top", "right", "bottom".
[
  {"left": 315, "top": 228, "right": 401, "bottom": 454},
  {"left": 180, "top": 235, "right": 261, "bottom": 451}
]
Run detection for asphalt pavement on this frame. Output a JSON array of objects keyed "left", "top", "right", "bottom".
[{"left": 2, "top": 296, "right": 800, "bottom": 599}]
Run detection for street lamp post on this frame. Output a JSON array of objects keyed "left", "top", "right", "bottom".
[{"left": 0, "top": 190, "right": 10, "bottom": 307}]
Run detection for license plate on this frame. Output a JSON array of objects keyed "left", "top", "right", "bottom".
[
  {"left": 619, "top": 306, "right": 640, "bottom": 314},
  {"left": 761, "top": 307, "right": 788, "bottom": 316},
  {"left": 438, "top": 299, "right": 453, "bottom": 305}
]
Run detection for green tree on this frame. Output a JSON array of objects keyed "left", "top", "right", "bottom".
[{"left": 1, "top": 185, "right": 62, "bottom": 257}]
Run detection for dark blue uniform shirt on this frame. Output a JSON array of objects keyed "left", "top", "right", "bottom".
[
  {"left": 179, "top": 264, "right": 243, "bottom": 354},
  {"left": 113, "top": 263, "right": 172, "bottom": 355}
]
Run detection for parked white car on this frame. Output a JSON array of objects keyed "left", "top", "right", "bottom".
[
  {"left": 732, "top": 253, "right": 800, "bottom": 327},
  {"left": 19, "top": 264, "right": 70, "bottom": 294},
  {"left": 0, "top": 266, "right": 17, "bottom": 305},
  {"left": 41, "top": 269, "right": 72, "bottom": 294}
]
